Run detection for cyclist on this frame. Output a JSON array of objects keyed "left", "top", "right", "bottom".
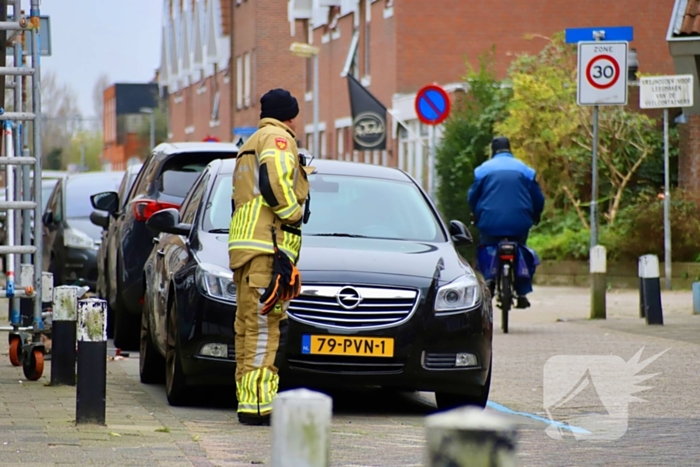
[{"left": 467, "top": 136, "right": 545, "bottom": 309}]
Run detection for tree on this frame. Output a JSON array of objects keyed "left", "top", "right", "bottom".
[
  {"left": 46, "top": 147, "right": 63, "bottom": 170},
  {"left": 39, "top": 70, "right": 82, "bottom": 166},
  {"left": 92, "top": 73, "right": 110, "bottom": 132},
  {"left": 65, "top": 130, "right": 103, "bottom": 171}
]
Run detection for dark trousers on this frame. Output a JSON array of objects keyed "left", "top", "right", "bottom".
[{"left": 479, "top": 233, "right": 532, "bottom": 296}]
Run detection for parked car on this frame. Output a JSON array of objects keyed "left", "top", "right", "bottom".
[
  {"left": 90, "top": 164, "right": 143, "bottom": 337},
  {"left": 90, "top": 142, "right": 239, "bottom": 350},
  {"left": 139, "top": 157, "right": 493, "bottom": 409},
  {"left": 41, "top": 171, "right": 125, "bottom": 290}
]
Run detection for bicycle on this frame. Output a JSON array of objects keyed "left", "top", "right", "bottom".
[{"left": 486, "top": 240, "right": 518, "bottom": 334}]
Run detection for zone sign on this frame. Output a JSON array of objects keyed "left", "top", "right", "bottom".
[{"left": 577, "top": 41, "right": 628, "bottom": 106}]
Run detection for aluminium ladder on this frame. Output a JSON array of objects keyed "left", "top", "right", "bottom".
[{"left": 0, "top": 0, "right": 52, "bottom": 381}]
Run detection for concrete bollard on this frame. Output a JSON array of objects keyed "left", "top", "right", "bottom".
[
  {"left": 639, "top": 255, "right": 663, "bottom": 326},
  {"left": 50, "top": 286, "right": 79, "bottom": 386},
  {"left": 693, "top": 282, "right": 700, "bottom": 315},
  {"left": 425, "top": 406, "right": 518, "bottom": 467},
  {"left": 589, "top": 245, "right": 607, "bottom": 320},
  {"left": 271, "top": 388, "right": 333, "bottom": 467},
  {"left": 76, "top": 298, "right": 108, "bottom": 425}
]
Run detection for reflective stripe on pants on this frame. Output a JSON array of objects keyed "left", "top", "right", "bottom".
[{"left": 233, "top": 254, "right": 289, "bottom": 415}]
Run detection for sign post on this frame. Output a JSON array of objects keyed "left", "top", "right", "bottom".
[
  {"left": 415, "top": 84, "right": 451, "bottom": 200},
  {"left": 640, "top": 74, "right": 694, "bottom": 290},
  {"left": 568, "top": 25, "right": 633, "bottom": 320}
]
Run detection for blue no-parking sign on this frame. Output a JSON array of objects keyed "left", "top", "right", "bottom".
[{"left": 414, "top": 84, "right": 451, "bottom": 125}]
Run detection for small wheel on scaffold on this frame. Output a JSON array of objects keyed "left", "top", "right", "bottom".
[
  {"left": 22, "top": 348, "right": 44, "bottom": 381},
  {"left": 9, "top": 337, "right": 21, "bottom": 367}
]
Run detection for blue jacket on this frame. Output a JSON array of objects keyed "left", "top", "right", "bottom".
[{"left": 467, "top": 153, "right": 545, "bottom": 237}]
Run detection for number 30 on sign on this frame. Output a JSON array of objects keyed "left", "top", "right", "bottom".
[{"left": 577, "top": 41, "right": 629, "bottom": 106}]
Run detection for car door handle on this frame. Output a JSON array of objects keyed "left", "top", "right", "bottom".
[
  {"left": 152, "top": 237, "right": 159, "bottom": 245},
  {"left": 157, "top": 249, "right": 164, "bottom": 256}
]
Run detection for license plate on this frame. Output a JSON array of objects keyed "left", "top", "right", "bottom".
[{"left": 301, "top": 335, "right": 394, "bottom": 357}]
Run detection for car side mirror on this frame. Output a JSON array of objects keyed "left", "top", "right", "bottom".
[
  {"left": 90, "top": 191, "right": 119, "bottom": 214},
  {"left": 42, "top": 210, "right": 53, "bottom": 226},
  {"left": 89, "top": 210, "right": 110, "bottom": 230},
  {"left": 146, "top": 208, "right": 192, "bottom": 236},
  {"left": 449, "top": 220, "right": 473, "bottom": 247}
]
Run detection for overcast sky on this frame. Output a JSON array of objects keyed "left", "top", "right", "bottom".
[{"left": 41, "top": 0, "right": 163, "bottom": 118}]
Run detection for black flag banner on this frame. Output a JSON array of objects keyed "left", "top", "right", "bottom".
[{"left": 347, "top": 73, "right": 387, "bottom": 151}]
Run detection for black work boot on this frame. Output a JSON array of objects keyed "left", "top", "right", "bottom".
[
  {"left": 238, "top": 413, "right": 271, "bottom": 426},
  {"left": 516, "top": 296, "right": 531, "bottom": 309}
]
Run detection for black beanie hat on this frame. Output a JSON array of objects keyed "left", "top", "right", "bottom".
[
  {"left": 260, "top": 88, "right": 299, "bottom": 122},
  {"left": 491, "top": 136, "right": 511, "bottom": 155}
]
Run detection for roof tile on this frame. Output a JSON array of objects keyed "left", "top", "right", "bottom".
[{"left": 679, "top": 0, "right": 700, "bottom": 35}]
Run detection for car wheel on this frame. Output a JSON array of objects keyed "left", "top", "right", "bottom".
[
  {"left": 113, "top": 308, "right": 139, "bottom": 350},
  {"left": 165, "top": 298, "right": 189, "bottom": 406},
  {"left": 435, "top": 364, "right": 492, "bottom": 411},
  {"left": 139, "top": 297, "right": 165, "bottom": 384}
]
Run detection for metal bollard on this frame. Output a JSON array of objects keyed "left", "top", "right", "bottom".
[
  {"left": 76, "top": 298, "right": 108, "bottom": 425},
  {"left": 425, "top": 406, "right": 518, "bottom": 467},
  {"left": 639, "top": 255, "right": 663, "bottom": 325},
  {"left": 271, "top": 388, "right": 333, "bottom": 467},
  {"left": 50, "top": 286, "right": 79, "bottom": 386},
  {"left": 589, "top": 245, "right": 607, "bottom": 319},
  {"left": 693, "top": 282, "right": 700, "bottom": 315}
]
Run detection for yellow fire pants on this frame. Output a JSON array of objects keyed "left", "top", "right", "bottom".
[{"left": 233, "top": 255, "right": 289, "bottom": 416}]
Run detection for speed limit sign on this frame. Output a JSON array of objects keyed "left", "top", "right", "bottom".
[{"left": 577, "top": 41, "right": 628, "bottom": 106}]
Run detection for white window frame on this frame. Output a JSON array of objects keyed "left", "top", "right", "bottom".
[
  {"left": 340, "top": 29, "right": 360, "bottom": 78},
  {"left": 211, "top": 90, "right": 220, "bottom": 122},
  {"left": 244, "top": 52, "right": 252, "bottom": 107},
  {"left": 236, "top": 55, "right": 243, "bottom": 109},
  {"left": 336, "top": 127, "right": 344, "bottom": 160}
]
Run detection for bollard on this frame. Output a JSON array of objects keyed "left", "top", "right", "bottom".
[
  {"left": 639, "top": 255, "right": 663, "bottom": 325},
  {"left": 589, "top": 245, "right": 607, "bottom": 319},
  {"left": 76, "top": 298, "right": 108, "bottom": 425},
  {"left": 50, "top": 286, "right": 79, "bottom": 386},
  {"left": 693, "top": 282, "right": 700, "bottom": 315},
  {"left": 425, "top": 406, "right": 518, "bottom": 467},
  {"left": 271, "top": 388, "right": 333, "bottom": 467}
]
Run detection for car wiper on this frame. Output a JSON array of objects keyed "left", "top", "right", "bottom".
[
  {"left": 308, "top": 233, "right": 371, "bottom": 238},
  {"left": 208, "top": 228, "right": 230, "bottom": 233}
]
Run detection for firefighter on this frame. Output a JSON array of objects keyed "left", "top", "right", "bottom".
[{"left": 228, "top": 88, "right": 312, "bottom": 426}]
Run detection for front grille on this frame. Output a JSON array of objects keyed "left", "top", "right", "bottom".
[
  {"left": 287, "top": 285, "right": 419, "bottom": 330},
  {"left": 423, "top": 352, "right": 456, "bottom": 369},
  {"left": 287, "top": 356, "right": 404, "bottom": 375}
]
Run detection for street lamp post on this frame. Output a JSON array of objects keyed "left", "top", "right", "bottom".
[
  {"left": 140, "top": 107, "right": 155, "bottom": 152},
  {"left": 290, "top": 42, "right": 320, "bottom": 158}
]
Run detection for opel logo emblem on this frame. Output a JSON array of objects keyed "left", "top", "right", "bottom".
[{"left": 336, "top": 286, "right": 363, "bottom": 310}]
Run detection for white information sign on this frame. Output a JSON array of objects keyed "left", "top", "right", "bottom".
[
  {"left": 639, "top": 74, "right": 694, "bottom": 109},
  {"left": 577, "top": 41, "right": 628, "bottom": 106}
]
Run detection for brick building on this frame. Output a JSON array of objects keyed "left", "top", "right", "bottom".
[
  {"left": 288, "top": 0, "right": 677, "bottom": 193},
  {"left": 102, "top": 83, "right": 159, "bottom": 171},
  {"left": 158, "top": 0, "right": 307, "bottom": 146}
]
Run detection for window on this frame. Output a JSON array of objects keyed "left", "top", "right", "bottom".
[
  {"left": 364, "top": 1, "right": 370, "bottom": 77},
  {"left": 236, "top": 55, "right": 243, "bottom": 109},
  {"left": 66, "top": 173, "right": 125, "bottom": 218},
  {"left": 204, "top": 174, "right": 445, "bottom": 243},
  {"left": 336, "top": 128, "right": 344, "bottom": 160},
  {"left": 341, "top": 30, "right": 360, "bottom": 78},
  {"left": 320, "top": 130, "right": 326, "bottom": 158},
  {"left": 179, "top": 173, "right": 209, "bottom": 225},
  {"left": 306, "top": 133, "right": 313, "bottom": 154},
  {"left": 306, "top": 57, "right": 313, "bottom": 94},
  {"left": 244, "top": 52, "right": 251, "bottom": 107},
  {"left": 211, "top": 91, "right": 220, "bottom": 121}
]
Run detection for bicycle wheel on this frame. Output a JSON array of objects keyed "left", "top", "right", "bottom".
[{"left": 500, "top": 264, "right": 512, "bottom": 333}]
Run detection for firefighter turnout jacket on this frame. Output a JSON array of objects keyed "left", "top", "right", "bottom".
[{"left": 228, "top": 118, "right": 311, "bottom": 270}]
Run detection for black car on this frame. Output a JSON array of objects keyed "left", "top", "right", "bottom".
[
  {"left": 139, "top": 157, "right": 493, "bottom": 410},
  {"left": 41, "top": 171, "right": 126, "bottom": 290},
  {"left": 90, "top": 142, "right": 239, "bottom": 349},
  {"left": 90, "top": 163, "right": 143, "bottom": 336}
]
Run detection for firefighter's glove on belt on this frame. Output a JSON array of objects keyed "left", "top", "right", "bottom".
[{"left": 259, "top": 234, "right": 301, "bottom": 316}]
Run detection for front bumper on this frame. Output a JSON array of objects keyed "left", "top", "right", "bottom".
[{"left": 177, "top": 290, "right": 492, "bottom": 396}]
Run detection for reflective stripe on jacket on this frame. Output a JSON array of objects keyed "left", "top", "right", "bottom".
[{"left": 228, "top": 118, "right": 311, "bottom": 270}]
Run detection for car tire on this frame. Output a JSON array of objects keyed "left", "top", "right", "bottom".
[
  {"left": 435, "top": 363, "right": 492, "bottom": 411},
  {"left": 140, "top": 297, "right": 165, "bottom": 384},
  {"left": 165, "top": 298, "right": 189, "bottom": 406},
  {"left": 114, "top": 308, "right": 140, "bottom": 351}
]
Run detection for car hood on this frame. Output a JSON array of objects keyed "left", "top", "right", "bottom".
[
  {"left": 201, "top": 233, "right": 473, "bottom": 284},
  {"left": 67, "top": 218, "right": 103, "bottom": 241}
]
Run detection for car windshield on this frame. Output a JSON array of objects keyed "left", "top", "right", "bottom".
[
  {"left": 203, "top": 173, "right": 445, "bottom": 242},
  {"left": 66, "top": 173, "right": 124, "bottom": 218}
]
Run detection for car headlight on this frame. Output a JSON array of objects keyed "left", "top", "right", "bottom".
[
  {"left": 64, "top": 228, "right": 95, "bottom": 250},
  {"left": 434, "top": 275, "right": 480, "bottom": 313},
  {"left": 195, "top": 263, "right": 237, "bottom": 304}
]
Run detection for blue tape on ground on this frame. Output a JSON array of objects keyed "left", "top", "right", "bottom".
[{"left": 487, "top": 401, "right": 591, "bottom": 434}]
